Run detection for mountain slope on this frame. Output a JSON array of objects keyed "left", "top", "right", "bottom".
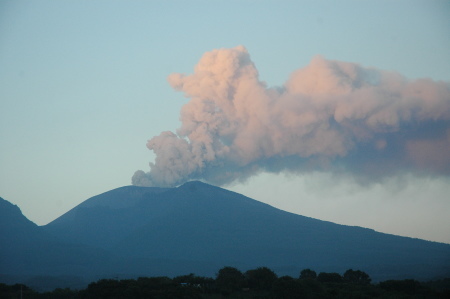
[
  {"left": 0, "top": 197, "right": 111, "bottom": 280},
  {"left": 43, "top": 181, "right": 450, "bottom": 281},
  {"left": 44, "top": 185, "right": 171, "bottom": 248}
]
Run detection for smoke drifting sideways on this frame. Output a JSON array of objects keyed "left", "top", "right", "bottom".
[{"left": 132, "top": 46, "right": 450, "bottom": 188}]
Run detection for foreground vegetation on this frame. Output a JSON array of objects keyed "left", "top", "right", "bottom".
[{"left": 1, "top": 267, "right": 449, "bottom": 298}]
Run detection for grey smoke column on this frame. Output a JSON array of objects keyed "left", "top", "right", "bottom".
[{"left": 133, "top": 46, "right": 450, "bottom": 187}]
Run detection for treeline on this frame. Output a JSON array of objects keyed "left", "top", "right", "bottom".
[{"left": 1, "top": 267, "right": 449, "bottom": 298}]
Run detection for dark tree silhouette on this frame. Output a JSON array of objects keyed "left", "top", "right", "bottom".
[
  {"left": 273, "top": 276, "right": 306, "bottom": 298},
  {"left": 317, "top": 272, "right": 343, "bottom": 283},
  {"left": 378, "top": 279, "right": 423, "bottom": 295},
  {"left": 299, "top": 268, "right": 317, "bottom": 280},
  {"left": 244, "top": 266, "right": 277, "bottom": 291},
  {"left": 343, "top": 269, "right": 371, "bottom": 285},
  {"left": 215, "top": 266, "right": 245, "bottom": 293}
]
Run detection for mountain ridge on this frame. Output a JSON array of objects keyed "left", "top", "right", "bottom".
[{"left": 1, "top": 181, "right": 450, "bottom": 290}]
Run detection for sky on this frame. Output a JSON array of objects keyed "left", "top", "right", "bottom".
[{"left": 1, "top": 1, "right": 450, "bottom": 243}]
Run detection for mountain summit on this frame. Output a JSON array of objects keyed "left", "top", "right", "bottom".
[{"left": 1, "top": 182, "right": 450, "bottom": 288}]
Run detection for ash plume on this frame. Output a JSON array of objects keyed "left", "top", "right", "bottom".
[{"left": 133, "top": 46, "right": 450, "bottom": 187}]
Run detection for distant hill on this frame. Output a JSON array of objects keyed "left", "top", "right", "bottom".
[{"left": 1, "top": 182, "right": 450, "bottom": 290}]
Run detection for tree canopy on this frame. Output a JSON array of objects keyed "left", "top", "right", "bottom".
[{"left": 1, "top": 266, "right": 448, "bottom": 298}]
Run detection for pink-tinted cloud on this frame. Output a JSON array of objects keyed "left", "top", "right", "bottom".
[{"left": 133, "top": 46, "right": 450, "bottom": 187}]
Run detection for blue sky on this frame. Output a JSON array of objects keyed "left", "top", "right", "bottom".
[{"left": 1, "top": 0, "right": 449, "bottom": 243}]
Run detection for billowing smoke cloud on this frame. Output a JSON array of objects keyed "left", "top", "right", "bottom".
[{"left": 133, "top": 46, "right": 450, "bottom": 187}]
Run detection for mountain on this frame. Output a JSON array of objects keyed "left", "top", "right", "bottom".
[
  {"left": 1, "top": 182, "right": 450, "bottom": 290},
  {"left": 43, "top": 181, "right": 450, "bottom": 281},
  {"left": 0, "top": 197, "right": 112, "bottom": 290}
]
